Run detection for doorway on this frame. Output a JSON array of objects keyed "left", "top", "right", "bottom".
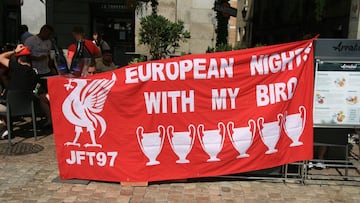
[{"left": 91, "top": 3, "right": 135, "bottom": 66}]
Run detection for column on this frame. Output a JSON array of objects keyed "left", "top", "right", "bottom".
[{"left": 348, "top": 0, "right": 360, "bottom": 39}]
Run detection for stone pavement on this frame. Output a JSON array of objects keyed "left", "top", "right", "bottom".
[{"left": 1, "top": 134, "right": 360, "bottom": 203}]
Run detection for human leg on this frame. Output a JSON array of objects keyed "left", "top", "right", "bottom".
[{"left": 38, "top": 93, "right": 52, "bottom": 128}]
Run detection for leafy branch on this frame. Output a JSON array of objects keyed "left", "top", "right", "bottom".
[{"left": 139, "top": 14, "right": 190, "bottom": 60}]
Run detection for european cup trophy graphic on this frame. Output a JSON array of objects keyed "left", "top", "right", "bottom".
[
  {"left": 283, "top": 106, "right": 306, "bottom": 147},
  {"left": 136, "top": 125, "right": 166, "bottom": 166},
  {"left": 257, "top": 114, "right": 283, "bottom": 154},
  {"left": 197, "top": 122, "right": 226, "bottom": 162},
  {"left": 167, "top": 124, "right": 196, "bottom": 163},
  {"left": 227, "top": 120, "right": 256, "bottom": 158}
]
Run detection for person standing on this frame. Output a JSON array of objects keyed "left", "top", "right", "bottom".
[
  {"left": 92, "top": 32, "right": 111, "bottom": 53},
  {"left": 25, "top": 24, "right": 54, "bottom": 77},
  {"left": 68, "top": 26, "right": 100, "bottom": 62},
  {"left": 18, "top": 25, "right": 33, "bottom": 44},
  {"left": 25, "top": 25, "right": 54, "bottom": 128},
  {"left": 68, "top": 26, "right": 100, "bottom": 76}
]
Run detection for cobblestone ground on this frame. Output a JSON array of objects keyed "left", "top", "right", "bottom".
[{"left": 1, "top": 135, "right": 360, "bottom": 203}]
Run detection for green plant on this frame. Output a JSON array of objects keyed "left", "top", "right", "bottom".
[
  {"left": 206, "top": 46, "right": 215, "bottom": 53},
  {"left": 139, "top": 14, "right": 191, "bottom": 60},
  {"left": 128, "top": 55, "right": 148, "bottom": 64},
  {"left": 214, "top": 0, "right": 230, "bottom": 46},
  {"left": 254, "top": 43, "right": 267, "bottom": 48},
  {"left": 180, "top": 52, "right": 190, "bottom": 56},
  {"left": 233, "top": 42, "right": 247, "bottom": 50},
  {"left": 206, "top": 42, "right": 247, "bottom": 53},
  {"left": 215, "top": 43, "right": 232, "bottom": 52}
]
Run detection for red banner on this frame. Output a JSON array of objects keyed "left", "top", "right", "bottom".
[{"left": 48, "top": 38, "right": 315, "bottom": 182}]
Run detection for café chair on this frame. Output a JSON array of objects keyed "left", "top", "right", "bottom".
[{"left": 0, "top": 90, "right": 37, "bottom": 147}]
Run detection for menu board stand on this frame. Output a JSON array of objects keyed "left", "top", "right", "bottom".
[
  {"left": 313, "top": 39, "right": 360, "bottom": 172},
  {"left": 314, "top": 39, "right": 360, "bottom": 129}
]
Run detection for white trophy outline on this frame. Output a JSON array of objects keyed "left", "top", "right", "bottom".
[
  {"left": 283, "top": 106, "right": 306, "bottom": 147},
  {"left": 136, "top": 125, "right": 165, "bottom": 166},
  {"left": 227, "top": 119, "right": 256, "bottom": 158},
  {"left": 197, "top": 122, "right": 226, "bottom": 162},
  {"left": 257, "top": 114, "right": 283, "bottom": 154},
  {"left": 167, "top": 124, "right": 196, "bottom": 164}
]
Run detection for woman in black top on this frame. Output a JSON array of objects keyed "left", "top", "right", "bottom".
[{"left": 0, "top": 44, "right": 38, "bottom": 138}]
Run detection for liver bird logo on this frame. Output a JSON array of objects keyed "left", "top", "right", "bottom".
[{"left": 62, "top": 73, "right": 116, "bottom": 148}]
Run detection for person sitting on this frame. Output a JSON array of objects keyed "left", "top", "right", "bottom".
[
  {"left": 0, "top": 46, "right": 11, "bottom": 94},
  {"left": 0, "top": 44, "right": 37, "bottom": 138},
  {"left": 87, "top": 66, "right": 96, "bottom": 76},
  {"left": 84, "top": 59, "right": 97, "bottom": 76},
  {"left": 95, "top": 50, "right": 116, "bottom": 73}
]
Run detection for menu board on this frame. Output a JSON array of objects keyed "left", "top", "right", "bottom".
[{"left": 313, "top": 61, "right": 360, "bottom": 127}]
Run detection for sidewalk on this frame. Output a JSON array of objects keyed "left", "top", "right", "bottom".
[{"left": 1, "top": 134, "right": 360, "bottom": 203}]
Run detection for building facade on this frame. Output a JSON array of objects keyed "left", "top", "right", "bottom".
[
  {"left": 0, "top": 0, "right": 21, "bottom": 47},
  {"left": 244, "top": 0, "right": 352, "bottom": 46},
  {"left": 2, "top": 0, "right": 359, "bottom": 64},
  {"left": 42, "top": 0, "right": 217, "bottom": 65}
]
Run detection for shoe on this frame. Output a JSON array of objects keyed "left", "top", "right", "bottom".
[
  {"left": 1, "top": 134, "right": 14, "bottom": 140},
  {"left": 308, "top": 161, "right": 314, "bottom": 169},
  {"left": 314, "top": 162, "right": 326, "bottom": 170},
  {"left": 0, "top": 129, "right": 9, "bottom": 139}
]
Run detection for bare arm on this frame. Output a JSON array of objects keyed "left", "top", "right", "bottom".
[
  {"left": 0, "top": 50, "right": 12, "bottom": 68},
  {"left": 0, "top": 44, "right": 26, "bottom": 68}
]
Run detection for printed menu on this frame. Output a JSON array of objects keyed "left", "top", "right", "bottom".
[{"left": 314, "top": 62, "right": 360, "bottom": 127}]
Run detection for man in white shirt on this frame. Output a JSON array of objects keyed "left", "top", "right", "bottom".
[
  {"left": 25, "top": 24, "right": 54, "bottom": 76},
  {"left": 25, "top": 25, "right": 54, "bottom": 129}
]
